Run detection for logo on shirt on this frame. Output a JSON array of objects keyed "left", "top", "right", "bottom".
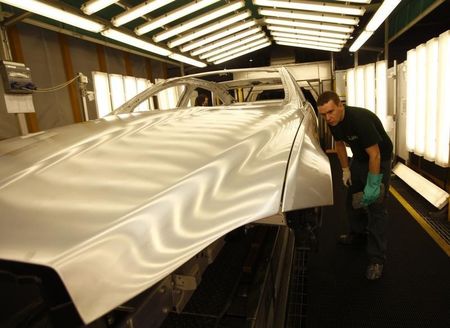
[{"left": 347, "top": 135, "right": 358, "bottom": 141}]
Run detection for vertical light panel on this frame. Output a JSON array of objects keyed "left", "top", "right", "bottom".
[
  {"left": 355, "top": 66, "right": 365, "bottom": 107},
  {"left": 406, "top": 49, "right": 416, "bottom": 152},
  {"left": 364, "top": 63, "right": 375, "bottom": 112},
  {"left": 415, "top": 44, "right": 426, "bottom": 156},
  {"left": 136, "top": 78, "right": 151, "bottom": 111},
  {"left": 375, "top": 60, "right": 387, "bottom": 128},
  {"left": 124, "top": 76, "right": 137, "bottom": 101},
  {"left": 109, "top": 74, "right": 126, "bottom": 110},
  {"left": 92, "top": 71, "right": 112, "bottom": 118},
  {"left": 436, "top": 30, "right": 450, "bottom": 167},
  {"left": 346, "top": 68, "right": 355, "bottom": 106},
  {"left": 424, "top": 38, "right": 438, "bottom": 162}
]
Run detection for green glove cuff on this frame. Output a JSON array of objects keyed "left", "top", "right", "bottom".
[{"left": 367, "top": 172, "right": 383, "bottom": 186}]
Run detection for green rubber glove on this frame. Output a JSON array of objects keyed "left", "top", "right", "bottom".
[{"left": 361, "top": 172, "right": 383, "bottom": 206}]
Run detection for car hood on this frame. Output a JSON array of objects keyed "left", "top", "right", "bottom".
[{"left": 0, "top": 105, "right": 302, "bottom": 323}]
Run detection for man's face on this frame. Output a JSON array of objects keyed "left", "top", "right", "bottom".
[{"left": 318, "top": 100, "right": 344, "bottom": 126}]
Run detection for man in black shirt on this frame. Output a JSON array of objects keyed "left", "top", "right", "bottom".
[{"left": 317, "top": 91, "right": 393, "bottom": 280}]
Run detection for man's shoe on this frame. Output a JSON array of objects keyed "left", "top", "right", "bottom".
[
  {"left": 366, "top": 262, "right": 383, "bottom": 280},
  {"left": 338, "top": 233, "right": 366, "bottom": 246}
]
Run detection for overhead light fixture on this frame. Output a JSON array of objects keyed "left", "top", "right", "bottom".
[
  {"left": 273, "top": 36, "right": 343, "bottom": 49},
  {"left": 168, "top": 53, "right": 207, "bottom": 67},
  {"left": 180, "top": 20, "right": 256, "bottom": 52},
  {"left": 111, "top": 0, "right": 175, "bottom": 27},
  {"left": 0, "top": 0, "right": 105, "bottom": 32},
  {"left": 267, "top": 25, "right": 350, "bottom": 39},
  {"left": 81, "top": 0, "right": 119, "bottom": 15},
  {"left": 264, "top": 17, "right": 354, "bottom": 33},
  {"left": 200, "top": 32, "right": 266, "bottom": 59},
  {"left": 101, "top": 28, "right": 172, "bottom": 56},
  {"left": 349, "top": 0, "right": 401, "bottom": 52},
  {"left": 190, "top": 26, "right": 262, "bottom": 56},
  {"left": 259, "top": 8, "right": 359, "bottom": 25},
  {"left": 207, "top": 37, "right": 269, "bottom": 62},
  {"left": 154, "top": 0, "right": 245, "bottom": 42},
  {"left": 167, "top": 10, "right": 251, "bottom": 48},
  {"left": 135, "top": 0, "right": 220, "bottom": 35},
  {"left": 254, "top": 0, "right": 365, "bottom": 16},
  {"left": 349, "top": 30, "right": 372, "bottom": 52},
  {"left": 366, "top": 0, "right": 401, "bottom": 32},
  {"left": 270, "top": 31, "right": 346, "bottom": 45},
  {"left": 275, "top": 40, "right": 341, "bottom": 52},
  {"left": 213, "top": 41, "right": 271, "bottom": 64}
]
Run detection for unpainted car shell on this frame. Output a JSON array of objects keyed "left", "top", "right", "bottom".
[{"left": 0, "top": 67, "right": 332, "bottom": 323}]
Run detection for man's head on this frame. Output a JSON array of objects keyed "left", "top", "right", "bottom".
[
  {"left": 317, "top": 91, "right": 344, "bottom": 126},
  {"left": 195, "top": 94, "right": 208, "bottom": 106}
]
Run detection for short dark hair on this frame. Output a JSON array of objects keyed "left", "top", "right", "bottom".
[
  {"left": 317, "top": 91, "right": 341, "bottom": 107},
  {"left": 195, "top": 94, "right": 207, "bottom": 106}
]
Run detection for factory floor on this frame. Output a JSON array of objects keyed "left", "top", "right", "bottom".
[{"left": 298, "top": 153, "right": 450, "bottom": 328}]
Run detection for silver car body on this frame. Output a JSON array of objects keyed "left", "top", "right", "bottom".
[{"left": 0, "top": 67, "right": 332, "bottom": 323}]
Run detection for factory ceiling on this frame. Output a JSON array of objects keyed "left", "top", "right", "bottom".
[{"left": 0, "top": 0, "right": 448, "bottom": 71}]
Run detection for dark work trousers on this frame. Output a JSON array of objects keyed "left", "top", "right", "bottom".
[{"left": 346, "top": 158, "right": 392, "bottom": 263}]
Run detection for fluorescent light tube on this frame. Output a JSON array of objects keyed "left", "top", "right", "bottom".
[
  {"left": 364, "top": 63, "right": 375, "bottom": 113},
  {"left": 82, "top": 0, "right": 119, "bottom": 15},
  {"left": 111, "top": 0, "right": 175, "bottom": 27},
  {"left": 0, "top": 0, "right": 105, "bottom": 32},
  {"left": 153, "top": 0, "right": 245, "bottom": 42},
  {"left": 109, "top": 74, "right": 125, "bottom": 110},
  {"left": 267, "top": 25, "right": 350, "bottom": 39},
  {"left": 375, "top": 60, "right": 387, "bottom": 126},
  {"left": 415, "top": 43, "right": 426, "bottom": 156},
  {"left": 349, "top": 30, "right": 373, "bottom": 52},
  {"left": 264, "top": 17, "right": 354, "bottom": 33},
  {"left": 259, "top": 8, "right": 359, "bottom": 25},
  {"left": 167, "top": 10, "right": 251, "bottom": 48},
  {"left": 92, "top": 71, "right": 112, "bottom": 117},
  {"left": 135, "top": 0, "right": 220, "bottom": 35},
  {"left": 366, "top": 0, "right": 401, "bottom": 32},
  {"left": 270, "top": 31, "right": 346, "bottom": 45},
  {"left": 168, "top": 53, "right": 207, "bottom": 67},
  {"left": 276, "top": 40, "right": 341, "bottom": 52},
  {"left": 207, "top": 37, "right": 269, "bottom": 62},
  {"left": 200, "top": 32, "right": 266, "bottom": 59},
  {"left": 405, "top": 49, "right": 416, "bottom": 152},
  {"left": 424, "top": 38, "right": 438, "bottom": 162},
  {"left": 349, "top": 0, "right": 401, "bottom": 51},
  {"left": 213, "top": 41, "right": 271, "bottom": 64},
  {"left": 355, "top": 66, "right": 365, "bottom": 107},
  {"left": 101, "top": 28, "right": 172, "bottom": 56},
  {"left": 346, "top": 68, "right": 356, "bottom": 106},
  {"left": 254, "top": 0, "right": 365, "bottom": 16},
  {"left": 392, "top": 162, "right": 449, "bottom": 210},
  {"left": 273, "top": 36, "right": 343, "bottom": 49},
  {"left": 190, "top": 26, "right": 262, "bottom": 56},
  {"left": 436, "top": 30, "right": 450, "bottom": 167},
  {"left": 180, "top": 20, "right": 256, "bottom": 52}
]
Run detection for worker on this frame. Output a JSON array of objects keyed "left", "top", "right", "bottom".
[
  {"left": 317, "top": 91, "right": 393, "bottom": 280},
  {"left": 195, "top": 94, "right": 208, "bottom": 106}
]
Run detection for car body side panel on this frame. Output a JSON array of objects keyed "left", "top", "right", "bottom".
[
  {"left": 282, "top": 104, "right": 334, "bottom": 211},
  {"left": 0, "top": 105, "right": 301, "bottom": 323}
]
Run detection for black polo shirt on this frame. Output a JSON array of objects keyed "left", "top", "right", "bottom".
[{"left": 329, "top": 105, "right": 393, "bottom": 162}]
